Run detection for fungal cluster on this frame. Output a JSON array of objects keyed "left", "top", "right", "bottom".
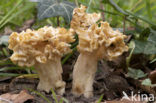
[{"left": 8, "top": 5, "right": 128, "bottom": 98}]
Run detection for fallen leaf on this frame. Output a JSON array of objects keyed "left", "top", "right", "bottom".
[
  {"left": 149, "top": 70, "right": 156, "bottom": 84},
  {"left": 0, "top": 35, "right": 9, "bottom": 45},
  {"left": 0, "top": 90, "right": 34, "bottom": 103}
]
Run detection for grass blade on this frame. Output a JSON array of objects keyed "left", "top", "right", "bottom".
[
  {"left": 126, "top": 41, "right": 135, "bottom": 70},
  {"left": 27, "top": 88, "right": 51, "bottom": 103},
  {"left": 0, "top": 73, "right": 21, "bottom": 77},
  {"left": 150, "top": 58, "right": 156, "bottom": 63},
  {"left": 61, "top": 47, "right": 77, "bottom": 65},
  {"left": 16, "top": 74, "right": 38, "bottom": 78},
  {"left": 97, "top": 94, "right": 104, "bottom": 103},
  {"left": 2, "top": 48, "right": 9, "bottom": 57},
  {"left": 86, "top": 0, "right": 93, "bottom": 13},
  {"left": 125, "top": 10, "right": 156, "bottom": 27},
  {"left": 59, "top": 98, "right": 69, "bottom": 103},
  {"left": 0, "top": 66, "right": 24, "bottom": 72},
  {"left": 145, "top": 0, "right": 152, "bottom": 19},
  {"left": 51, "top": 88, "right": 58, "bottom": 103},
  {"left": 0, "top": 60, "right": 13, "bottom": 66},
  {"left": 0, "top": 3, "right": 34, "bottom": 29},
  {"left": 0, "top": 0, "right": 23, "bottom": 25},
  {"left": 107, "top": 0, "right": 128, "bottom": 15},
  {"left": 94, "top": 8, "right": 121, "bottom": 16}
]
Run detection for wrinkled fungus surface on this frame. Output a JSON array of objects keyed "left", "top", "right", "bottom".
[{"left": 9, "top": 26, "right": 75, "bottom": 67}]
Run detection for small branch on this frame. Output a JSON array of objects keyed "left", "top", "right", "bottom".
[
  {"left": 57, "top": 16, "right": 60, "bottom": 27},
  {"left": 74, "top": 0, "right": 79, "bottom": 7},
  {"left": 123, "top": 16, "right": 126, "bottom": 34}
]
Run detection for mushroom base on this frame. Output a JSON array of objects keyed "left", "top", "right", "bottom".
[
  {"left": 72, "top": 53, "right": 97, "bottom": 98},
  {"left": 35, "top": 58, "right": 65, "bottom": 95}
]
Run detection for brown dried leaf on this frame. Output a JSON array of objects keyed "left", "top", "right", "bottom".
[
  {"left": 149, "top": 70, "right": 156, "bottom": 84},
  {"left": 0, "top": 90, "right": 34, "bottom": 103}
]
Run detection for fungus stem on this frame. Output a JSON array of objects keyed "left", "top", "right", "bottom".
[
  {"left": 35, "top": 58, "right": 65, "bottom": 95},
  {"left": 72, "top": 53, "right": 97, "bottom": 98}
]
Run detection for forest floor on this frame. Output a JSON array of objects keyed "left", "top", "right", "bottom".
[{"left": 0, "top": 51, "right": 156, "bottom": 103}]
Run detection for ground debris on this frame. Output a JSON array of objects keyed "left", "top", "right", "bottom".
[{"left": 0, "top": 90, "right": 34, "bottom": 103}]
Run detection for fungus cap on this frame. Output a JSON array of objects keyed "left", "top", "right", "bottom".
[
  {"left": 71, "top": 5, "right": 101, "bottom": 31},
  {"left": 8, "top": 26, "right": 75, "bottom": 67},
  {"left": 77, "top": 21, "right": 128, "bottom": 61}
]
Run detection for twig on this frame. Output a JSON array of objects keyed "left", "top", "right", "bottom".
[
  {"left": 57, "top": 16, "right": 60, "bottom": 26},
  {"left": 100, "top": 0, "right": 105, "bottom": 21}
]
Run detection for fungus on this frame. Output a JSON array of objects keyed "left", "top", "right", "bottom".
[
  {"left": 8, "top": 26, "right": 75, "bottom": 95},
  {"left": 71, "top": 16, "right": 128, "bottom": 97},
  {"left": 70, "top": 5, "right": 101, "bottom": 32}
]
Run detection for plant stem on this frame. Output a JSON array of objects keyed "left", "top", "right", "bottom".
[
  {"left": 86, "top": 0, "right": 93, "bottom": 13},
  {"left": 126, "top": 41, "right": 135, "bottom": 72},
  {"left": 61, "top": 47, "right": 77, "bottom": 65},
  {"left": 74, "top": 0, "right": 79, "bottom": 7},
  {"left": 123, "top": 16, "right": 126, "bottom": 34}
]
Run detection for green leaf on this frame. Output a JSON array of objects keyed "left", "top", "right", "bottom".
[
  {"left": 142, "top": 78, "right": 156, "bottom": 87},
  {"left": 148, "top": 29, "right": 156, "bottom": 45},
  {"left": 127, "top": 67, "right": 147, "bottom": 79},
  {"left": 134, "top": 40, "right": 156, "bottom": 54},
  {"left": 134, "top": 28, "right": 156, "bottom": 54},
  {"left": 133, "top": 40, "right": 146, "bottom": 54},
  {"left": 144, "top": 41, "right": 156, "bottom": 54},
  {"left": 142, "top": 78, "right": 152, "bottom": 86},
  {"left": 0, "top": 35, "right": 9, "bottom": 45},
  {"left": 37, "top": 0, "right": 76, "bottom": 23},
  {"left": 140, "top": 28, "right": 151, "bottom": 40}
]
